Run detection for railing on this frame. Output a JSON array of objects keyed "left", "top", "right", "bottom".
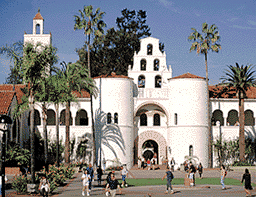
[{"left": 138, "top": 88, "right": 168, "bottom": 99}]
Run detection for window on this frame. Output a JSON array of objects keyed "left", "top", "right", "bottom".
[
  {"left": 47, "top": 109, "right": 56, "bottom": 125},
  {"left": 227, "top": 110, "right": 238, "bottom": 126},
  {"left": 60, "top": 110, "right": 73, "bottom": 125},
  {"left": 28, "top": 109, "right": 41, "bottom": 126},
  {"left": 36, "top": 24, "right": 40, "bottom": 34},
  {"left": 174, "top": 113, "right": 178, "bottom": 125},
  {"left": 107, "top": 113, "right": 112, "bottom": 124},
  {"left": 212, "top": 110, "right": 224, "bottom": 126},
  {"left": 154, "top": 59, "right": 160, "bottom": 71},
  {"left": 153, "top": 113, "right": 160, "bottom": 126},
  {"left": 147, "top": 44, "right": 153, "bottom": 55},
  {"left": 114, "top": 113, "right": 118, "bottom": 124},
  {"left": 245, "top": 110, "right": 255, "bottom": 126},
  {"left": 189, "top": 145, "right": 193, "bottom": 156},
  {"left": 155, "top": 75, "right": 162, "bottom": 88},
  {"left": 140, "top": 113, "right": 147, "bottom": 126},
  {"left": 140, "top": 59, "right": 146, "bottom": 71},
  {"left": 75, "top": 109, "right": 88, "bottom": 126},
  {"left": 138, "top": 75, "right": 145, "bottom": 88}
]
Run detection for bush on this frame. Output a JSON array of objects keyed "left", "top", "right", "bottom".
[
  {"left": 233, "top": 161, "right": 253, "bottom": 166},
  {"left": 12, "top": 175, "right": 30, "bottom": 194},
  {"left": 106, "top": 166, "right": 122, "bottom": 171}
]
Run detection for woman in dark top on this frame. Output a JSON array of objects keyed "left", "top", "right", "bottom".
[
  {"left": 198, "top": 163, "right": 203, "bottom": 179},
  {"left": 241, "top": 168, "right": 253, "bottom": 196}
]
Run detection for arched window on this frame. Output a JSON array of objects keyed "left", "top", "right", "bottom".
[
  {"left": 47, "top": 109, "right": 56, "bottom": 125},
  {"left": 227, "top": 110, "right": 239, "bottom": 126},
  {"left": 60, "top": 109, "right": 73, "bottom": 125},
  {"left": 75, "top": 109, "right": 88, "bottom": 126},
  {"left": 155, "top": 75, "right": 162, "bottom": 88},
  {"left": 212, "top": 110, "right": 224, "bottom": 126},
  {"left": 189, "top": 145, "right": 193, "bottom": 157},
  {"left": 153, "top": 113, "right": 160, "bottom": 126},
  {"left": 138, "top": 75, "right": 145, "bottom": 88},
  {"left": 154, "top": 59, "right": 160, "bottom": 71},
  {"left": 245, "top": 110, "right": 255, "bottom": 126},
  {"left": 36, "top": 24, "right": 40, "bottom": 34},
  {"left": 147, "top": 44, "right": 153, "bottom": 55},
  {"left": 28, "top": 109, "right": 41, "bottom": 126},
  {"left": 114, "top": 113, "right": 118, "bottom": 124},
  {"left": 140, "top": 59, "right": 146, "bottom": 71},
  {"left": 140, "top": 113, "right": 147, "bottom": 126},
  {"left": 107, "top": 113, "right": 112, "bottom": 124},
  {"left": 174, "top": 113, "right": 178, "bottom": 125}
]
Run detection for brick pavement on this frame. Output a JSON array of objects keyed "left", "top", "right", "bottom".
[{"left": 5, "top": 168, "right": 256, "bottom": 196}]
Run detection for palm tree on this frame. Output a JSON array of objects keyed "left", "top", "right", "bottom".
[
  {"left": 221, "top": 63, "right": 256, "bottom": 162},
  {"left": 74, "top": 5, "right": 105, "bottom": 166},
  {"left": 188, "top": 22, "right": 221, "bottom": 167},
  {"left": 60, "top": 61, "right": 96, "bottom": 163},
  {"left": 21, "top": 42, "right": 57, "bottom": 183}
]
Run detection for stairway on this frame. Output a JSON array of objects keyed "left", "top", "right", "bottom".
[{"left": 130, "top": 164, "right": 168, "bottom": 170}]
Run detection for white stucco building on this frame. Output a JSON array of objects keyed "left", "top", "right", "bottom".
[{"left": 2, "top": 11, "right": 256, "bottom": 169}]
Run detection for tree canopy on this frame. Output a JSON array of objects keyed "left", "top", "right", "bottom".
[{"left": 76, "top": 8, "right": 164, "bottom": 77}]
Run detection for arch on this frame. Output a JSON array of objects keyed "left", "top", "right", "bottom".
[
  {"left": 60, "top": 109, "right": 73, "bottom": 125},
  {"left": 142, "top": 140, "right": 158, "bottom": 162},
  {"left": 137, "top": 130, "right": 167, "bottom": 165},
  {"left": 155, "top": 75, "right": 162, "bottom": 88},
  {"left": 153, "top": 113, "right": 160, "bottom": 126},
  {"left": 138, "top": 75, "right": 145, "bottom": 88},
  {"left": 36, "top": 24, "right": 40, "bottom": 34},
  {"left": 212, "top": 110, "right": 224, "bottom": 126},
  {"left": 107, "top": 112, "right": 112, "bottom": 124},
  {"left": 114, "top": 113, "right": 118, "bottom": 124},
  {"left": 227, "top": 110, "right": 238, "bottom": 126},
  {"left": 154, "top": 59, "right": 160, "bottom": 71},
  {"left": 47, "top": 109, "right": 56, "bottom": 125},
  {"left": 140, "top": 113, "right": 147, "bottom": 126},
  {"left": 245, "top": 110, "right": 255, "bottom": 126},
  {"left": 147, "top": 44, "right": 153, "bottom": 55},
  {"left": 28, "top": 109, "right": 41, "bottom": 126},
  {"left": 75, "top": 109, "right": 88, "bottom": 126},
  {"left": 189, "top": 145, "right": 193, "bottom": 156},
  {"left": 134, "top": 101, "right": 169, "bottom": 124},
  {"left": 140, "top": 59, "right": 146, "bottom": 71}
]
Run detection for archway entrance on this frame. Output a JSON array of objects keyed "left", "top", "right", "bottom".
[{"left": 142, "top": 140, "right": 158, "bottom": 163}]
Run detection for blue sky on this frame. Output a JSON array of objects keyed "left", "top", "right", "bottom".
[{"left": 0, "top": 0, "right": 255, "bottom": 85}]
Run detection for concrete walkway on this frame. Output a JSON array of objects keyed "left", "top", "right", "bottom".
[{"left": 5, "top": 168, "right": 256, "bottom": 196}]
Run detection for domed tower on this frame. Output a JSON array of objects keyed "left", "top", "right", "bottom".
[
  {"left": 93, "top": 73, "right": 134, "bottom": 169},
  {"left": 168, "top": 73, "right": 209, "bottom": 168},
  {"left": 24, "top": 9, "right": 52, "bottom": 46}
]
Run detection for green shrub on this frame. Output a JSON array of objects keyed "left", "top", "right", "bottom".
[
  {"left": 233, "top": 161, "right": 253, "bottom": 166},
  {"left": 12, "top": 175, "right": 30, "bottom": 194}
]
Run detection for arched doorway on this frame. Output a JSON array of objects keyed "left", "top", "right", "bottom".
[{"left": 142, "top": 140, "right": 158, "bottom": 163}]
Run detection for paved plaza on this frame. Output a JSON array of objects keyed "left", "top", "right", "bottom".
[{"left": 5, "top": 168, "right": 256, "bottom": 196}]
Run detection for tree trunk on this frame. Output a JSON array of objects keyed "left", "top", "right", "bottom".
[
  {"left": 55, "top": 103, "right": 59, "bottom": 167},
  {"left": 42, "top": 103, "right": 48, "bottom": 172},
  {"left": 239, "top": 93, "right": 245, "bottom": 162},
  {"left": 29, "top": 93, "right": 35, "bottom": 183},
  {"left": 64, "top": 101, "right": 70, "bottom": 164},
  {"left": 205, "top": 52, "right": 212, "bottom": 168}
]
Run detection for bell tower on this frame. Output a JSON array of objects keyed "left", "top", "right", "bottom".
[{"left": 24, "top": 9, "right": 52, "bottom": 46}]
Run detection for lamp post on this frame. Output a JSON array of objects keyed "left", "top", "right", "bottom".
[{"left": 0, "top": 115, "right": 12, "bottom": 197}]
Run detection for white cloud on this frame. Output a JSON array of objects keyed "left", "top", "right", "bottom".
[
  {"left": 227, "top": 18, "right": 238, "bottom": 22},
  {"left": 248, "top": 20, "right": 256, "bottom": 26},
  {"left": 232, "top": 25, "right": 256, "bottom": 30}
]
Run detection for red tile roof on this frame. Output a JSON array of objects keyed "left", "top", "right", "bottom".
[
  {"left": 0, "top": 91, "right": 15, "bottom": 115},
  {"left": 209, "top": 85, "right": 256, "bottom": 99},
  {"left": 172, "top": 72, "right": 205, "bottom": 79},
  {"left": 33, "top": 11, "right": 43, "bottom": 20},
  {"left": 73, "top": 90, "right": 90, "bottom": 98}
]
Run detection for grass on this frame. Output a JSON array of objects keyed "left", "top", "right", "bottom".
[{"left": 119, "top": 178, "right": 256, "bottom": 187}]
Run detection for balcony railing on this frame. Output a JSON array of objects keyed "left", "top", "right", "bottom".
[{"left": 138, "top": 88, "right": 168, "bottom": 99}]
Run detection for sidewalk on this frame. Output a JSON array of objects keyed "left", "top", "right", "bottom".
[{"left": 5, "top": 169, "right": 256, "bottom": 196}]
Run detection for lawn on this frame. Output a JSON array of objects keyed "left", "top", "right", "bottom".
[{"left": 120, "top": 178, "right": 256, "bottom": 187}]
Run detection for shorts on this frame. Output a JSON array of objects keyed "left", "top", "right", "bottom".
[
  {"left": 122, "top": 175, "right": 126, "bottom": 181},
  {"left": 245, "top": 184, "right": 253, "bottom": 190}
]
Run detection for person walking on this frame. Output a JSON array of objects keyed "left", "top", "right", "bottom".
[
  {"left": 81, "top": 169, "right": 90, "bottom": 196},
  {"left": 105, "top": 174, "right": 121, "bottom": 197},
  {"left": 241, "top": 168, "right": 253, "bottom": 196},
  {"left": 121, "top": 165, "right": 135, "bottom": 188},
  {"left": 189, "top": 162, "right": 196, "bottom": 186},
  {"left": 39, "top": 174, "right": 50, "bottom": 197},
  {"left": 106, "top": 170, "right": 115, "bottom": 196},
  {"left": 97, "top": 166, "right": 103, "bottom": 186},
  {"left": 141, "top": 157, "right": 145, "bottom": 169},
  {"left": 220, "top": 164, "right": 227, "bottom": 190},
  {"left": 197, "top": 163, "right": 203, "bottom": 179},
  {"left": 86, "top": 164, "right": 94, "bottom": 192},
  {"left": 162, "top": 167, "right": 174, "bottom": 194},
  {"left": 170, "top": 158, "right": 175, "bottom": 172}
]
